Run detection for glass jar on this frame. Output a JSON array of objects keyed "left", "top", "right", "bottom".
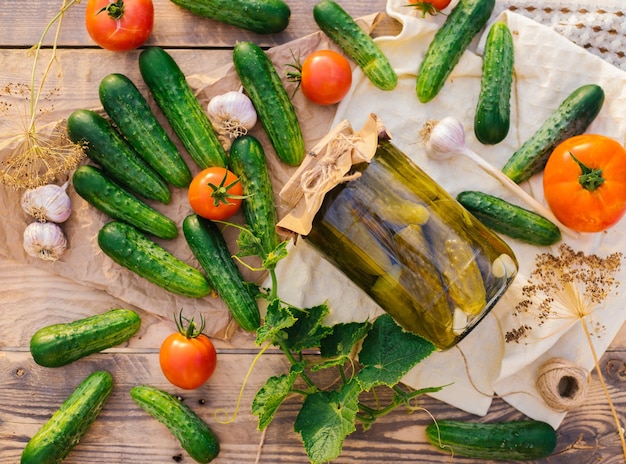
[{"left": 304, "top": 140, "right": 518, "bottom": 350}]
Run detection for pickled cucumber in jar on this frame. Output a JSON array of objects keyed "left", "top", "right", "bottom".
[{"left": 305, "top": 140, "right": 518, "bottom": 350}]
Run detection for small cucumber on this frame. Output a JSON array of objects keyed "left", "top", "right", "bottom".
[
  {"left": 233, "top": 41, "right": 305, "bottom": 166},
  {"left": 416, "top": 0, "right": 496, "bottom": 103},
  {"left": 474, "top": 21, "right": 514, "bottom": 145},
  {"left": 30, "top": 308, "right": 141, "bottom": 368},
  {"left": 183, "top": 214, "right": 261, "bottom": 332},
  {"left": 229, "top": 135, "right": 281, "bottom": 262},
  {"left": 67, "top": 109, "right": 171, "bottom": 204},
  {"left": 139, "top": 47, "right": 228, "bottom": 170},
  {"left": 131, "top": 385, "right": 220, "bottom": 463},
  {"left": 313, "top": 0, "right": 397, "bottom": 91},
  {"left": 457, "top": 190, "right": 561, "bottom": 246},
  {"left": 98, "top": 221, "right": 212, "bottom": 299},
  {"left": 425, "top": 419, "right": 557, "bottom": 460},
  {"left": 99, "top": 73, "right": 192, "bottom": 188},
  {"left": 169, "top": 0, "right": 290, "bottom": 34},
  {"left": 502, "top": 83, "right": 605, "bottom": 184},
  {"left": 21, "top": 371, "right": 113, "bottom": 464},
  {"left": 73, "top": 165, "right": 178, "bottom": 240}
]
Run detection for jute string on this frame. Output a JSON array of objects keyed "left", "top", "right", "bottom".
[{"left": 535, "top": 357, "right": 590, "bottom": 412}]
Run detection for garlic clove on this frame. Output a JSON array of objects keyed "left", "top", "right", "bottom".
[
  {"left": 23, "top": 221, "right": 67, "bottom": 262},
  {"left": 21, "top": 181, "right": 72, "bottom": 223},
  {"left": 206, "top": 90, "right": 257, "bottom": 139}
]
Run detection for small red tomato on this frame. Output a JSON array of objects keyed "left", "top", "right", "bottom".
[
  {"left": 543, "top": 134, "right": 626, "bottom": 232},
  {"left": 188, "top": 167, "right": 244, "bottom": 221},
  {"left": 159, "top": 312, "right": 217, "bottom": 390},
  {"left": 299, "top": 50, "right": 353, "bottom": 106},
  {"left": 85, "top": 0, "right": 154, "bottom": 52},
  {"left": 408, "top": 0, "right": 452, "bottom": 16}
]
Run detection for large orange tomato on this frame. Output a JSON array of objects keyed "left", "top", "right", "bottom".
[
  {"left": 543, "top": 134, "right": 626, "bottom": 232},
  {"left": 299, "top": 50, "right": 352, "bottom": 106},
  {"left": 85, "top": 0, "right": 154, "bottom": 52},
  {"left": 159, "top": 313, "right": 217, "bottom": 390}
]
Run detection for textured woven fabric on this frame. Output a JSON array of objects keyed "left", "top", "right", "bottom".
[{"left": 496, "top": 0, "right": 626, "bottom": 70}]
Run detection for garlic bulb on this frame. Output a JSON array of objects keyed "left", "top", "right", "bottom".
[
  {"left": 21, "top": 181, "right": 72, "bottom": 223},
  {"left": 23, "top": 221, "right": 67, "bottom": 262},
  {"left": 206, "top": 90, "right": 257, "bottom": 139}
]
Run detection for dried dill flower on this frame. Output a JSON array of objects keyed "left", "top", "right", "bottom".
[
  {"left": 0, "top": 0, "right": 83, "bottom": 190},
  {"left": 506, "top": 243, "right": 626, "bottom": 459},
  {"left": 506, "top": 243, "right": 622, "bottom": 342}
]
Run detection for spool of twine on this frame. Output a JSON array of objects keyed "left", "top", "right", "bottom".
[{"left": 536, "top": 357, "right": 590, "bottom": 412}]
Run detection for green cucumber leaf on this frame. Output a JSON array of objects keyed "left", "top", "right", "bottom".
[
  {"left": 256, "top": 298, "right": 297, "bottom": 345},
  {"left": 262, "top": 240, "right": 289, "bottom": 270},
  {"left": 294, "top": 378, "right": 361, "bottom": 464},
  {"left": 313, "top": 321, "right": 372, "bottom": 371},
  {"left": 282, "top": 303, "right": 332, "bottom": 352},
  {"left": 356, "top": 314, "right": 435, "bottom": 390},
  {"left": 252, "top": 363, "right": 304, "bottom": 430}
]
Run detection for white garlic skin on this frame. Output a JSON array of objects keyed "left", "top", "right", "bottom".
[
  {"left": 206, "top": 90, "right": 257, "bottom": 138},
  {"left": 23, "top": 221, "right": 67, "bottom": 262},
  {"left": 21, "top": 181, "right": 72, "bottom": 223}
]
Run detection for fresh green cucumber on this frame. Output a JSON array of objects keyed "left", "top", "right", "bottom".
[
  {"left": 502, "top": 83, "right": 605, "bottom": 183},
  {"left": 99, "top": 73, "right": 192, "bottom": 188},
  {"left": 474, "top": 21, "right": 514, "bottom": 145},
  {"left": 73, "top": 165, "right": 178, "bottom": 240},
  {"left": 139, "top": 47, "right": 228, "bottom": 170},
  {"left": 183, "top": 214, "right": 261, "bottom": 331},
  {"left": 130, "top": 385, "right": 220, "bottom": 463},
  {"left": 30, "top": 308, "right": 141, "bottom": 368},
  {"left": 169, "top": 0, "right": 290, "bottom": 34},
  {"left": 425, "top": 419, "right": 557, "bottom": 460},
  {"left": 457, "top": 190, "right": 561, "bottom": 246},
  {"left": 67, "top": 109, "right": 171, "bottom": 204},
  {"left": 229, "top": 135, "right": 281, "bottom": 262},
  {"left": 98, "top": 221, "right": 212, "bottom": 298},
  {"left": 416, "top": 0, "right": 495, "bottom": 103},
  {"left": 313, "top": 0, "right": 397, "bottom": 91},
  {"left": 21, "top": 371, "right": 113, "bottom": 464},
  {"left": 233, "top": 41, "right": 305, "bottom": 166}
]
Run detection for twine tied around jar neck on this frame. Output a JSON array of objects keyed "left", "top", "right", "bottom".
[
  {"left": 277, "top": 114, "right": 389, "bottom": 236},
  {"left": 536, "top": 357, "right": 590, "bottom": 412}
]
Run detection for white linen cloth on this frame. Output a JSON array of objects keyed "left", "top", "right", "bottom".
[{"left": 272, "top": 0, "right": 626, "bottom": 429}]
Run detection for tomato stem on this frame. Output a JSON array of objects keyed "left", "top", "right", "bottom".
[
  {"left": 174, "top": 310, "right": 206, "bottom": 339},
  {"left": 569, "top": 151, "right": 605, "bottom": 192},
  {"left": 406, "top": 2, "right": 447, "bottom": 18},
  {"left": 97, "top": 0, "right": 125, "bottom": 19},
  {"left": 208, "top": 171, "right": 247, "bottom": 207}
]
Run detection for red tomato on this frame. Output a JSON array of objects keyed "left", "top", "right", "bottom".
[
  {"left": 85, "top": 0, "right": 154, "bottom": 52},
  {"left": 408, "top": 0, "right": 452, "bottom": 16},
  {"left": 188, "top": 167, "right": 244, "bottom": 221},
  {"left": 300, "top": 50, "right": 353, "bottom": 106},
  {"left": 543, "top": 134, "right": 626, "bottom": 232},
  {"left": 159, "top": 314, "right": 217, "bottom": 390}
]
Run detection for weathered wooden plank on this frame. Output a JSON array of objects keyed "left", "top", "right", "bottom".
[{"left": 0, "top": 0, "right": 396, "bottom": 48}]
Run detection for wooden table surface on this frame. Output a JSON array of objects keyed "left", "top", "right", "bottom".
[{"left": 1, "top": 1, "right": 626, "bottom": 463}]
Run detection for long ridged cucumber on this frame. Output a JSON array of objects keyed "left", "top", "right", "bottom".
[
  {"left": 131, "top": 385, "right": 220, "bottom": 463},
  {"left": 97, "top": 221, "right": 212, "bottom": 298},
  {"left": 457, "top": 190, "right": 561, "bottom": 246},
  {"left": 416, "top": 0, "right": 496, "bottom": 103},
  {"left": 21, "top": 371, "right": 113, "bottom": 464},
  {"left": 502, "top": 83, "right": 605, "bottom": 183},
  {"left": 474, "top": 21, "right": 514, "bottom": 145},
  {"left": 99, "top": 73, "right": 192, "bottom": 188},
  {"left": 228, "top": 135, "right": 281, "bottom": 262},
  {"left": 67, "top": 109, "right": 171, "bottom": 204},
  {"left": 30, "top": 309, "right": 141, "bottom": 367},
  {"left": 313, "top": 0, "right": 397, "bottom": 91},
  {"left": 169, "top": 0, "right": 290, "bottom": 34},
  {"left": 233, "top": 41, "right": 305, "bottom": 166},
  {"left": 73, "top": 165, "right": 178, "bottom": 240},
  {"left": 183, "top": 214, "right": 261, "bottom": 331},
  {"left": 139, "top": 46, "right": 228, "bottom": 169},
  {"left": 425, "top": 419, "right": 557, "bottom": 460}
]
